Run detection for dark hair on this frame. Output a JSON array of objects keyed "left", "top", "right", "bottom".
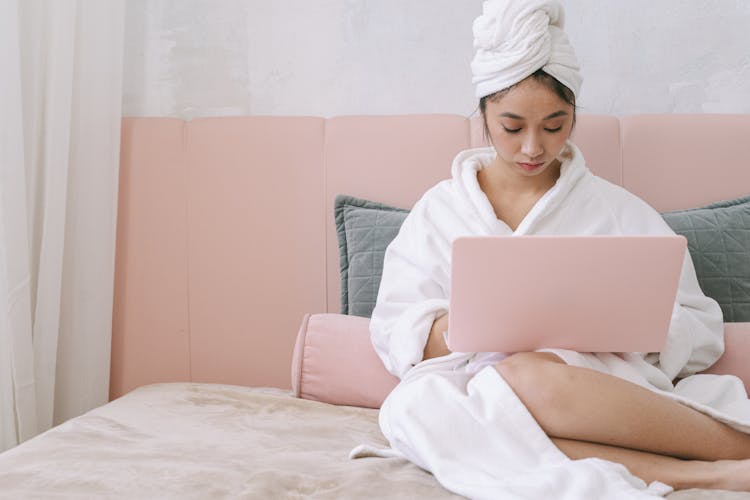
[{"left": 479, "top": 69, "right": 577, "bottom": 145}]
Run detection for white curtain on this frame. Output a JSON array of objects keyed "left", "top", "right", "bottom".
[{"left": 0, "top": 0, "right": 124, "bottom": 452}]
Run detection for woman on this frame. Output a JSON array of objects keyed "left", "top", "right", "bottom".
[{"left": 369, "top": 1, "right": 750, "bottom": 498}]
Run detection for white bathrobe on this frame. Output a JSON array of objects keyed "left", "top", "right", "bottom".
[{"left": 366, "top": 144, "right": 750, "bottom": 499}]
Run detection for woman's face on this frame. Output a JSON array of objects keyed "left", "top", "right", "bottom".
[{"left": 483, "top": 78, "right": 574, "bottom": 179}]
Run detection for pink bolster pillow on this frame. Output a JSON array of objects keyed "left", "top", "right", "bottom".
[
  {"left": 291, "top": 314, "right": 750, "bottom": 408},
  {"left": 291, "top": 313, "right": 398, "bottom": 409},
  {"left": 702, "top": 322, "right": 750, "bottom": 390}
]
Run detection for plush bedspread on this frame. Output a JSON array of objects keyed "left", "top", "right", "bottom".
[{"left": 0, "top": 383, "right": 747, "bottom": 499}]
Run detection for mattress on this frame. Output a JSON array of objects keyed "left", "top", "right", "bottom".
[{"left": 0, "top": 383, "right": 746, "bottom": 499}]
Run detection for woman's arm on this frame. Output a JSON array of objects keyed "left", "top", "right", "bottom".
[
  {"left": 369, "top": 194, "right": 452, "bottom": 378},
  {"left": 592, "top": 180, "right": 724, "bottom": 377},
  {"left": 657, "top": 254, "right": 724, "bottom": 378},
  {"left": 423, "top": 313, "right": 451, "bottom": 360}
]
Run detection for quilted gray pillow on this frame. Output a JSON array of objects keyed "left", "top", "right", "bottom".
[
  {"left": 334, "top": 195, "right": 408, "bottom": 317},
  {"left": 335, "top": 193, "right": 750, "bottom": 322},
  {"left": 662, "top": 195, "right": 750, "bottom": 322}
]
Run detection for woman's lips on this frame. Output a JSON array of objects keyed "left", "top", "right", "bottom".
[{"left": 517, "top": 162, "right": 544, "bottom": 171}]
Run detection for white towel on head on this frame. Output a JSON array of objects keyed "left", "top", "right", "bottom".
[{"left": 471, "top": 0, "right": 582, "bottom": 99}]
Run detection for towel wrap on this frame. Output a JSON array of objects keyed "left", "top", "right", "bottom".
[{"left": 472, "top": 0, "right": 583, "bottom": 99}]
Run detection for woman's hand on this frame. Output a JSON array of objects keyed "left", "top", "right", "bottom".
[{"left": 423, "top": 313, "right": 451, "bottom": 361}]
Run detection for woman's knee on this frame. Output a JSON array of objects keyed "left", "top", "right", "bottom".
[{"left": 494, "top": 352, "right": 569, "bottom": 413}]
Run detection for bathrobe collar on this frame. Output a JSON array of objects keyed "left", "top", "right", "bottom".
[{"left": 449, "top": 141, "right": 589, "bottom": 235}]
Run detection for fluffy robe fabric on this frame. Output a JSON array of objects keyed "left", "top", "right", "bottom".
[
  {"left": 472, "top": 0, "right": 582, "bottom": 98},
  {"left": 367, "top": 144, "right": 750, "bottom": 499}
]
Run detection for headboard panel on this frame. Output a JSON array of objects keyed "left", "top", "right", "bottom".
[
  {"left": 621, "top": 114, "right": 750, "bottom": 211},
  {"left": 111, "top": 119, "right": 191, "bottom": 398},
  {"left": 184, "top": 117, "right": 326, "bottom": 388}
]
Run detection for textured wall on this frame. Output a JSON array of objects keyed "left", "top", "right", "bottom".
[{"left": 123, "top": 0, "right": 750, "bottom": 118}]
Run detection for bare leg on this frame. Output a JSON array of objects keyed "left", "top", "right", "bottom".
[
  {"left": 495, "top": 352, "right": 750, "bottom": 461},
  {"left": 552, "top": 437, "right": 750, "bottom": 492}
]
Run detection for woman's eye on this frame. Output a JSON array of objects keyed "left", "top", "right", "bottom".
[
  {"left": 545, "top": 126, "right": 563, "bottom": 133},
  {"left": 502, "top": 126, "right": 521, "bottom": 133}
]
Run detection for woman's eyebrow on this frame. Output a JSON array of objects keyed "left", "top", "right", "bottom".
[{"left": 499, "top": 110, "right": 569, "bottom": 120}]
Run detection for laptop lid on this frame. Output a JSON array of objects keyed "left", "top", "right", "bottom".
[{"left": 447, "top": 235, "right": 687, "bottom": 353}]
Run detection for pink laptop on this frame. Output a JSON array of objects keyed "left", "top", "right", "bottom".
[{"left": 446, "top": 235, "right": 687, "bottom": 353}]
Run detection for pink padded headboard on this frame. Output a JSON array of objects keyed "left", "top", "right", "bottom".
[
  {"left": 111, "top": 114, "right": 750, "bottom": 399},
  {"left": 112, "top": 117, "right": 327, "bottom": 397},
  {"left": 621, "top": 114, "right": 750, "bottom": 211}
]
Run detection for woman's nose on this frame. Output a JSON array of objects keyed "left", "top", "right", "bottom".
[{"left": 521, "top": 133, "right": 543, "bottom": 158}]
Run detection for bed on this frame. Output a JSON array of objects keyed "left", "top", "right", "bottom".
[
  {"left": 0, "top": 383, "right": 460, "bottom": 499},
  {"left": 0, "top": 382, "right": 747, "bottom": 499},
  {"left": 1, "top": 114, "right": 749, "bottom": 499}
]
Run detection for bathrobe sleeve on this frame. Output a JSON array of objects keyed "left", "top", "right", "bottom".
[
  {"left": 661, "top": 255, "right": 725, "bottom": 378},
  {"left": 600, "top": 182, "right": 725, "bottom": 379},
  {"left": 369, "top": 194, "right": 451, "bottom": 379}
]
